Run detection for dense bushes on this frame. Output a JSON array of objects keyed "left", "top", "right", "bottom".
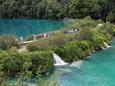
[
  {"left": 48, "top": 32, "right": 73, "bottom": 47},
  {"left": 54, "top": 36, "right": 109, "bottom": 63},
  {"left": 0, "top": 35, "right": 18, "bottom": 50},
  {"left": 27, "top": 41, "right": 51, "bottom": 52},
  {"left": 54, "top": 18, "right": 115, "bottom": 62},
  {"left": 30, "top": 52, "right": 53, "bottom": 75},
  {"left": 0, "top": 0, "right": 114, "bottom": 21},
  {"left": 54, "top": 40, "right": 93, "bottom": 62},
  {"left": 0, "top": 50, "right": 53, "bottom": 80}
]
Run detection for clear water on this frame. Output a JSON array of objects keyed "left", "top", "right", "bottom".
[
  {"left": 0, "top": 19, "right": 64, "bottom": 38},
  {"left": 54, "top": 39, "right": 115, "bottom": 86}
]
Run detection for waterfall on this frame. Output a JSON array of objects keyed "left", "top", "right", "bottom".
[
  {"left": 53, "top": 53, "right": 68, "bottom": 66},
  {"left": 104, "top": 42, "right": 111, "bottom": 48},
  {"left": 101, "top": 46, "right": 106, "bottom": 50}
]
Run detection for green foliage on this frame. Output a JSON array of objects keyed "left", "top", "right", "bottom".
[
  {"left": 91, "top": 31, "right": 108, "bottom": 50},
  {"left": 54, "top": 40, "right": 92, "bottom": 62},
  {"left": 0, "top": 0, "right": 114, "bottom": 21},
  {"left": 30, "top": 51, "right": 53, "bottom": 75},
  {"left": 76, "top": 28, "right": 92, "bottom": 41},
  {"left": 106, "top": 11, "right": 115, "bottom": 22},
  {"left": 69, "top": 17, "right": 103, "bottom": 30},
  {"left": 48, "top": 32, "right": 71, "bottom": 47},
  {"left": 27, "top": 41, "right": 51, "bottom": 52},
  {"left": 0, "top": 50, "right": 53, "bottom": 81},
  {"left": 0, "top": 35, "right": 18, "bottom": 50},
  {"left": 54, "top": 17, "right": 115, "bottom": 62}
]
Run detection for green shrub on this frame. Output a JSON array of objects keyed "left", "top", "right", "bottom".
[
  {"left": 48, "top": 32, "right": 71, "bottom": 47},
  {"left": 27, "top": 41, "right": 51, "bottom": 52},
  {"left": 76, "top": 28, "right": 92, "bottom": 41},
  {"left": 54, "top": 41, "right": 90, "bottom": 62},
  {"left": 0, "top": 51, "right": 53, "bottom": 80},
  {"left": 90, "top": 31, "right": 109, "bottom": 50},
  {"left": 0, "top": 35, "right": 18, "bottom": 50},
  {"left": 30, "top": 51, "right": 53, "bottom": 75}
]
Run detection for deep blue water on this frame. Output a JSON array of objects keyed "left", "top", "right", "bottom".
[
  {"left": 0, "top": 19, "right": 64, "bottom": 38},
  {"left": 54, "top": 39, "right": 115, "bottom": 86}
]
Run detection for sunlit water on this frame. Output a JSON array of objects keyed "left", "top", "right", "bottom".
[
  {"left": 54, "top": 39, "right": 115, "bottom": 86},
  {"left": 0, "top": 19, "right": 64, "bottom": 38}
]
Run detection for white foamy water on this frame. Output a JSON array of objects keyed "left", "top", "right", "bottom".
[
  {"left": 70, "top": 60, "right": 82, "bottom": 69},
  {"left": 29, "top": 83, "right": 35, "bottom": 86},
  {"left": 53, "top": 53, "right": 68, "bottom": 66},
  {"left": 104, "top": 42, "right": 111, "bottom": 48},
  {"left": 102, "top": 46, "right": 106, "bottom": 50},
  {"left": 86, "top": 56, "right": 91, "bottom": 59}
]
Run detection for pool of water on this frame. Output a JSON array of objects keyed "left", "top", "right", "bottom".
[
  {"left": 54, "top": 39, "right": 115, "bottom": 86},
  {"left": 0, "top": 19, "right": 64, "bottom": 38}
]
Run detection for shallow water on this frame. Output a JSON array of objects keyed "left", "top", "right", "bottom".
[
  {"left": 0, "top": 19, "right": 64, "bottom": 38},
  {"left": 54, "top": 39, "right": 115, "bottom": 86}
]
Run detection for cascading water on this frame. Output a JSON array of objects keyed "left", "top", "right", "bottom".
[
  {"left": 104, "top": 42, "right": 111, "bottom": 48},
  {"left": 53, "top": 53, "right": 68, "bottom": 66},
  {"left": 101, "top": 46, "right": 106, "bottom": 50}
]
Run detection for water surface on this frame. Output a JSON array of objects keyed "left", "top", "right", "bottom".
[
  {"left": 0, "top": 19, "right": 64, "bottom": 38},
  {"left": 54, "top": 39, "right": 115, "bottom": 86}
]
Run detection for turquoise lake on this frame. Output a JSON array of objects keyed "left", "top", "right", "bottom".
[
  {"left": 54, "top": 39, "right": 115, "bottom": 86},
  {"left": 0, "top": 19, "right": 64, "bottom": 38}
]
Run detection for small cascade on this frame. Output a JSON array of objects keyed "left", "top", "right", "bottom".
[
  {"left": 101, "top": 46, "right": 106, "bottom": 50},
  {"left": 104, "top": 42, "right": 111, "bottom": 48},
  {"left": 53, "top": 53, "right": 68, "bottom": 66}
]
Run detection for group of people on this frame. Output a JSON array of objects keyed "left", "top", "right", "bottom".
[{"left": 31, "top": 28, "right": 80, "bottom": 40}]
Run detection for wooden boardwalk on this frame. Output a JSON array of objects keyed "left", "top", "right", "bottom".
[{"left": 19, "top": 40, "right": 38, "bottom": 45}]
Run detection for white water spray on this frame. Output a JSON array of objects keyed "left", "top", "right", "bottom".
[
  {"left": 70, "top": 60, "right": 82, "bottom": 68},
  {"left": 104, "top": 42, "right": 111, "bottom": 48},
  {"left": 101, "top": 46, "right": 106, "bottom": 50},
  {"left": 53, "top": 53, "right": 68, "bottom": 66}
]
